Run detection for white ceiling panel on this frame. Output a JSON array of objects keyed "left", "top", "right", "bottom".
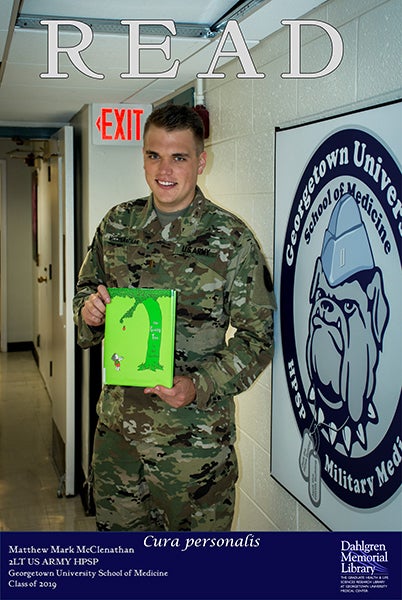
[{"left": 21, "top": 0, "right": 238, "bottom": 23}]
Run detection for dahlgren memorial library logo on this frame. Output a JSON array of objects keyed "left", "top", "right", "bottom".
[
  {"left": 340, "top": 539, "right": 389, "bottom": 576},
  {"left": 339, "top": 538, "right": 390, "bottom": 595},
  {"left": 280, "top": 127, "right": 401, "bottom": 509}
]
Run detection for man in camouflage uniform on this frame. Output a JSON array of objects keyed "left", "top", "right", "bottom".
[{"left": 73, "top": 104, "right": 275, "bottom": 531}]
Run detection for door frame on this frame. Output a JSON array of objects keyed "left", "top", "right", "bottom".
[{"left": 56, "top": 125, "right": 76, "bottom": 496}]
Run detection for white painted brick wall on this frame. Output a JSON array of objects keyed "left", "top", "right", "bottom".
[{"left": 198, "top": 0, "right": 402, "bottom": 531}]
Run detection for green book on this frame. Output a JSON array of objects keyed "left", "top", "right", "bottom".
[{"left": 103, "top": 288, "right": 176, "bottom": 388}]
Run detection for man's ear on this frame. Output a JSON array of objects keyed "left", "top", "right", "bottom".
[{"left": 198, "top": 151, "right": 207, "bottom": 174}]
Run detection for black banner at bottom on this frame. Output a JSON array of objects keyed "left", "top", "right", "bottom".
[{"left": 1, "top": 531, "right": 401, "bottom": 600}]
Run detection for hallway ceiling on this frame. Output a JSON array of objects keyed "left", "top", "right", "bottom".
[{"left": 0, "top": 0, "right": 325, "bottom": 133}]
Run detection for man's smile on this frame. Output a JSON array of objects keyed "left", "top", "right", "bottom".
[{"left": 156, "top": 179, "right": 177, "bottom": 188}]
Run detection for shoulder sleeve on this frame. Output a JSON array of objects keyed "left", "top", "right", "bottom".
[{"left": 192, "top": 228, "right": 276, "bottom": 409}]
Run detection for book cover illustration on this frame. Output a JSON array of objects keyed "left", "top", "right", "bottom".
[{"left": 103, "top": 287, "right": 176, "bottom": 388}]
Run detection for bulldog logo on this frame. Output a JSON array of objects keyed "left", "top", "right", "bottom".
[{"left": 306, "top": 194, "right": 390, "bottom": 457}]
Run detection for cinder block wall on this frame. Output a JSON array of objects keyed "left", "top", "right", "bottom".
[{"left": 198, "top": 0, "right": 402, "bottom": 531}]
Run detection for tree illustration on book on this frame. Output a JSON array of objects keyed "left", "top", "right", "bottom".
[
  {"left": 120, "top": 289, "right": 172, "bottom": 372},
  {"left": 103, "top": 288, "right": 176, "bottom": 388}
]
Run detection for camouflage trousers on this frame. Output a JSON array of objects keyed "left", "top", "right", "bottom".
[{"left": 92, "top": 422, "right": 238, "bottom": 531}]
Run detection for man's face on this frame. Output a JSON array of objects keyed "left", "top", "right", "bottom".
[{"left": 143, "top": 125, "right": 206, "bottom": 213}]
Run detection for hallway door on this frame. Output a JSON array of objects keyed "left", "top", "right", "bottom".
[{"left": 36, "top": 126, "right": 75, "bottom": 495}]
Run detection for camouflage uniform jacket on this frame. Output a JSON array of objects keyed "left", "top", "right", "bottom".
[{"left": 73, "top": 187, "right": 276, "bottom": 447}]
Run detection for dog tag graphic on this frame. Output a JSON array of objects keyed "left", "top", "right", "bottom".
[
  {"left": 299, "top": 429, "right": 314, "bottom": 481},
  {"left": 308, "top": 450, "right": 321, "bottom": 507}
]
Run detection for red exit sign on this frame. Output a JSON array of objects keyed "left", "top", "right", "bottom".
[{"left": 92, "top": 103, "right": 151, "bottom": 145}]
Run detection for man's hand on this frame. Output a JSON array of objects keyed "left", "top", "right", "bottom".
[
  {"left": 144, "top": 376, "right": 196, "bottom": 408},
  {"left": 81, "top": 284, "right": 110, "bottom": 327}
]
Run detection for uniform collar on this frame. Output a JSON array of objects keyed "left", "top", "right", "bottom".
[{"left": 141, "top": 186, "right": 207, "bottom": 241}]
